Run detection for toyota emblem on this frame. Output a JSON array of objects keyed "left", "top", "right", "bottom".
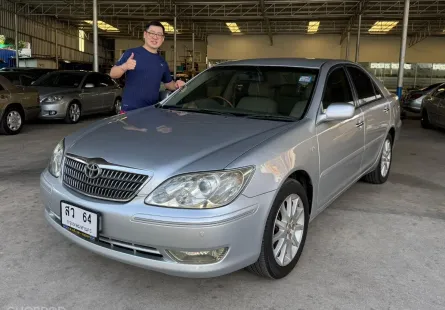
[{"left": 84, "top": 163, "right": 102, "bottom": 179}]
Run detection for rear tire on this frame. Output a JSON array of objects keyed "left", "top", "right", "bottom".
[
  {"left": 64, "top": 102, "right": 81, "bottom": 124},
  {"left": 0, "top": 106, "right": 24, "bottom": 135},
  {"left": 246, "top": 179, "right": 309, "bottom": 279},
  {"left": 421, "top": 109, "right": 431, "bottom": 129},
  {"left": 363, "top": 133, "right": 393, "bottom": 184}
]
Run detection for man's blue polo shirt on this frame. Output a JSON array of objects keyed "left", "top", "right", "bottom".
[{"left": 116, "top": 46, "right": 173, "bottom": 112}]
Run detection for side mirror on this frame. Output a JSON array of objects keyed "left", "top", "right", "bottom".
[
  {"left": 84, "top": 83, "right": 95, "bottom": 88},
  {"left": 159, "top": 90, "right": 172, "bottom": 102},
  {"left": 317, "top": 103, "right": 355, "bottom": 124}
]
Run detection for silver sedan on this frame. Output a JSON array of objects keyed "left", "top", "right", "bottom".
[
  {"left": 421, "top": 82, "right": 445, "bottom": 129},
  {"left": 40, "top": 58, "right": 401, "bottom": 279},
  {"left": 32, "top": 70, "right": 122, "bottom": 123}
]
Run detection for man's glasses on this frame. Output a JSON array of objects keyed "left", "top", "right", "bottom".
[{"left": 145, "top": 31, "right": 164, "bottom": 38}]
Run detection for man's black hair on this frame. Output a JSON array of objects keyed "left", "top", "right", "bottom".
[{"left": 145, "top": 21, "right": 165, "bottom": 34}]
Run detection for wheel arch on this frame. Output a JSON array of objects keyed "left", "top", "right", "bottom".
[
  {"left": 287, "top": 169, "right": 314, "bottom": 216},
  {"left": 4, "top": 102, "right": 25, "bottom": 117}
]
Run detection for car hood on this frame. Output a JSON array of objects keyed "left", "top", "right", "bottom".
[
  {"left": 66, "top": 107, "right": 291, "bottom": 177},
  {"left": 33, "top": 86, "right": 77, "bottom": 97}
]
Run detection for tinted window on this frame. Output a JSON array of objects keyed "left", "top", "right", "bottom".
[
  {"left": 346, "top": 66, "right": 378, "bottom": 105},
  {"left": 322, "top": 67, "right": 354, "bottom": 110},
  {"left": 33, "top": 72, "right": 85, "bottom": 87},
  {"left": 98, "top": 74, "right": 115, "bottom": 87},
  {"left": 433, "top": 86, "right": 445, "bottom": 99},
  {"left": 421, "top": 83, "right": 442, "bottom": 92},
  {"left": 83, "top": 73, "right": 102, "bottom": 87}
]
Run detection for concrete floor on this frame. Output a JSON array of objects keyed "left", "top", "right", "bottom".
[{"left": 1, "top": 117, "right": 444, "bottom": 310}]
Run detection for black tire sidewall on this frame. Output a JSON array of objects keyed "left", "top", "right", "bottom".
[
  {"left": 1, "top": 107, "right": 23, "bottom": 135},
  {"left": 421, "top": 109, "right": 430, "bottom": 128},
  {"left": 262, "top": 179, "right": 309, "bottom": 279}
]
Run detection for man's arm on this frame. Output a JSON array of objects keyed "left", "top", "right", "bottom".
[
  {"left": 161, "top": 63, "right": 185, "bottom": 91},
  {"left": 110, "top": 51, "right": 136, "bottom": 79}
]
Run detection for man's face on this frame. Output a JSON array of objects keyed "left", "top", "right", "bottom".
[{"left": 144, "top": 25, "right": 165, "bottom": 49}]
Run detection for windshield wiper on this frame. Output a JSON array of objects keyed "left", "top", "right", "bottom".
[
  {"left": 243, "top": 114, "right": 297, "bottom": 122},
  {"left": 158, "top": 106, "right": 245, "bottom": 117}
]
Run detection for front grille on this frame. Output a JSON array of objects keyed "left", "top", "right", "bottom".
[{"left": 62, "top": 157, "right": 149, "bottom": 202}]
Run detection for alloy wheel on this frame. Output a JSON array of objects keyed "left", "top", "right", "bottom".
[
  {"left": 69, "top": 103, "right": 81, "bottom": 122},
  {"left": 6, "top": 111, "right": 22, "bottom": 131},
  {"left": 380, "top": 139, "right": 392, "bottom": 177},
  {"left": 272, "top": 194, "right": 305, "bottom": 267}
]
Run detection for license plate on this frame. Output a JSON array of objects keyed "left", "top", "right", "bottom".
[{"left": 60, "top": 202, "right": 99, "bottom": 241}]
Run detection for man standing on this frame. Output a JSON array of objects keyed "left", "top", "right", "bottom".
[{"left": 110, "top": 21, "right": 185, "bottom": 113}]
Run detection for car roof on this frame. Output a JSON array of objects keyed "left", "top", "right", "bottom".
[{"left": 213, "top": 58, "right": 354, "bottom": 69}]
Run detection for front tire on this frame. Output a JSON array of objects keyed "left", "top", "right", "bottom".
[
  {"left": 0, "top": 106, "right": 24, "bottom": 135},
  {"left": 363, "top": 133, "right": 393, "bottom": 184},
  {"left": 64, "top": 102, "right": 81, "bottom": 124},
  {"left": 246, "top": 179, "right": 309, "bottom": 279},
  {"left": 112, "top": 98, "right": 122, "bottom": 115}
]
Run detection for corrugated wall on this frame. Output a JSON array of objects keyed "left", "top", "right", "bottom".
[{"left": 0, "top": 0, "right": 108, "bottom": 64}]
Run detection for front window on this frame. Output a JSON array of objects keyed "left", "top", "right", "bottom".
[
  {"left": 160, "top": 65, "right": 319, "bottom": 121},
  {"left": 33, "top": 72, "right": 85, "bottom": 88}
]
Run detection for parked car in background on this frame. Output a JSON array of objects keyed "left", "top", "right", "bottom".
[
  {"left": 31, "top": 70, "right": 122, "bottom": 124},
  {"left": 420, "top": 82, "right": 445, "bottom": 130},
  {"left": 41, "top": 58, "right": 401, "bottom": 279},
  {"left": 0, "top": 75, "right": 40, "bottom": 135},
  {"left": 0, "top": 70, "right": 38, "bottom": 87},
  {"left": 401, "top": 82, "right": 443, "bottom": 114}
]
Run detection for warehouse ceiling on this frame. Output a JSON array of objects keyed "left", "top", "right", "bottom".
[{"left": 9, "top": 0, "right": 445, "bottom": 44}]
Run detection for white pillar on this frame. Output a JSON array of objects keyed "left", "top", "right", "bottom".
[{"left": 397, "top": 0, "right": 410, "bottom": 99}]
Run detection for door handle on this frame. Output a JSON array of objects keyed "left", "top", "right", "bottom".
[
  {"left": 383, "top": 106, "right": 389, "bottom": 113},
  {"left": 356, "top": 120, "right": 364, "bottom": 128}
]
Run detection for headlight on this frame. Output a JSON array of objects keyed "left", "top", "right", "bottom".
[
  {"left": 44, "top": 95, "right": 64, "bottom": 103},
  {"left": 145, "top": 166, "right": 255, "bottom": 209},
  {"left": 48, "top": 139, "right": 65, "bottom": 178}
]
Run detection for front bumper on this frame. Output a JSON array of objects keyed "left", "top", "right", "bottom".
[
  {"left": 40, "top": 169, "right": 275, "bottom": 278},
  {"left": 39, "top": 101, "right": 69, "bottom": 119}
]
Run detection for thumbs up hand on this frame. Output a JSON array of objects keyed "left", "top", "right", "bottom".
[{"left": 124, "top": 52, "right": 136, "bottom": 70}]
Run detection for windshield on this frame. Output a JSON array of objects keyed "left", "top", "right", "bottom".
[
  {"left": 420, "top": 83, "right": 442, "bottom": 92},
  {"left": 33, "top": 72, "right": 85, "bottom": 88},
  {"left": 160, "top": 65, "right": 318, "bottom": 121}
]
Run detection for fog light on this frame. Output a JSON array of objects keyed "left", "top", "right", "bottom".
[
  {"left": 50, "top": 111, "right": 57, "bottom": 115},
  {"left": 166, "top": 247, "right": 228, "bottom": 264}
]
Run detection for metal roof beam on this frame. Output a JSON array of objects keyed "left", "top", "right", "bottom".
[
  {"left": 260, "top": 0, "right": 273, "bottom": 45},
  {"left": 340, "top": 0, "right": 370, "bottom": 44}
]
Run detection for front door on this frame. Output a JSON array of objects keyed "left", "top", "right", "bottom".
[
  {"left": 345, "top": 65, "right": 391, "bottom": 171},
  {"left": 316, "top": 66, "right": 365, "bottom": 209}
]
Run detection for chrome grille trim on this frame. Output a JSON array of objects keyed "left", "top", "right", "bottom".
[
  {"left": 62, "top": 154, "right": 150, "bottom": 202},
  {"left": 98, "top": 236, "right": 162, "bottom": 257}
]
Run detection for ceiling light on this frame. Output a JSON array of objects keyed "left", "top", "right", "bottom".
[
  {"left": 84, "top": 20, "right": 119, "bottom": 32},
  {"left": 368, "top": 21, "right": 398, "bottom": 34},
  {"left": 226, "top": 22, "right": 241, "bottom": 33},
  {"left": 161, "top": 22, "right": 179, "bottom": 34},
  {"left": 307, "top": 21, "right": 320, "bottom": 34}
]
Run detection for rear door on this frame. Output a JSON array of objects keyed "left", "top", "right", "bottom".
[
  {"left": 97, "top": 74, "right": 117, "bottom": 110},
  {"left": 345, "top": 65, "right": 391, "bottom": 172},
  {"left": 80, "top": 73, "right": 103, "bottom": 113}
]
